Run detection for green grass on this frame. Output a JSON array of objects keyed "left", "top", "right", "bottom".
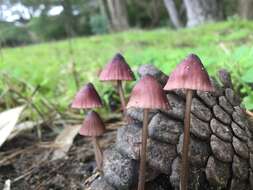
[{"left": 1, "top": 19, "right": 253, "bottom": 118}]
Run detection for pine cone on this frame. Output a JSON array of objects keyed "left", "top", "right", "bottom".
[{"left": 90, "top": 64, "right": 253, "bottom": 190}]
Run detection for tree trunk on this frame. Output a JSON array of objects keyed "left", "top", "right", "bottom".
[
  {"left": 238, "top": 0, "right": 253, "bottom": 19},
  {"left": 183, "top": 0, "right": 223, "bottom": 27},
  {"left": 98, "top": 0, "right": 112, "bottom": 31},
  {"left": 106, "top": 0, "right": 129, "bottom": 31},
  {"left": 61, "top": 0, "right": 76, "bottom": 37},
  {"left": 163, "top": 0, "right": 183, "bottom": 29},
  {"left": 149, "top": 0, "right": 162, "bottom": 27}
]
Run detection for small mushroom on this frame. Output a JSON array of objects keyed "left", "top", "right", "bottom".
[
  {"left": 79, "top": 111, "right": 105, "bottom": 171},
  {"left": 71, "top": 83, "right": 103, "bottom": 109},
  {"left": 127, "top": 75, "right": 169, "bottom": 190},
  {"left": 99, "top": 53, "right": 134, "bottom": 115},
  {"left": 71, "top": 83, "right": 104, "bottom": 171},
  {"left": 164, "top": 54, "right": 214, "bottom": 190}
]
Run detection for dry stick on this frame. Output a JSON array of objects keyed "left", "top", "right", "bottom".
[
  {"left": 5, "top": 79, "right": 43, "bottom": 120},
  {"left": 0, "top": 149, "right": 27, "bottom": 165},
  {"left": 92, "top": 136, "right": 103, "bottom": 171},
  {"left": 117, "top": 80, "right": 126, "bottom": 114},
  {"left": 13, "top": 168, "right": 34, "bottom": 183},
  {"left": 8, "top": 86, "right": 44, "bottom": 139},
  {"left": 4, "top": 74, "right": 56, "bottom": 114},
  {"left": 0, "top": 144, "right": 43, "bottom": 166},
  {"left": 246, "top": 110, "right": 253, "bottom": 117},
  {"left": 138, "top": 108, "right": 149, "bottom": 190},
  {"left": 180, "top": 90, "right": 193, "bottom": 190},
  {"left": 3, "top": 75, "right": 50, "bottom": 123}
]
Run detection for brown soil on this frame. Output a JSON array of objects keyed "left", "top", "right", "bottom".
[{"left": 0, "top": 123, "right": 117, "bottom": 190}]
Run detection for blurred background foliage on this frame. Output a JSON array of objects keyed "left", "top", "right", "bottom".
[
  {"left": 0, "top": 0, "right": 253, "bottom": 122},
  {"left": 0, "top": 0, "right": 246, "bottom": 45}
]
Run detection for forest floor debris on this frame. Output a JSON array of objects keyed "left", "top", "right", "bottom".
[{"left": 0, "top": 119, "right": 120, "bottom": 190}]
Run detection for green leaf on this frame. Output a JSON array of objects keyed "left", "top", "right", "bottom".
[
  {"left": 242, "top": 68, "right": 253, "bottom": 83},
  {"left": 243, "top": 95, "right": 253, "bottom": 110}
]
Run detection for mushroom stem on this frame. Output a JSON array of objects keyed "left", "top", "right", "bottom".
[
  {"left": 180, "top": 89, "right": 193, "bottom": 190},
  {"left": 117, "top": 80, "right": 126, "bottom": 114},
  {"left": 138, "top": 108, "right": 149, "bottom": 190},
  {"left": 92, "top": 136, "right": 103, "bottom": 171}
]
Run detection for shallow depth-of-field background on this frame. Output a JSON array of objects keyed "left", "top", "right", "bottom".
[
  {"left": 1, "top": 19, "right": 253, "bottom": 119},
  {"left": 1, "top": 1, "right": 253, "bottom": 189}
]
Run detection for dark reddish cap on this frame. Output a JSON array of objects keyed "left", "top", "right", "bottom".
[
  {"left": 127, "top": 75, "right": 169, "bottom": 110},
  {"left": 71, "top": 83, "right": 102, "bottom": 109},
  {"left": 164, "top": 54, "right": 214, "bottom": 92},
  {"left": 99, "top": 53, "right": 135, "bottom": 81},
  {"left": 79, "top": 111, "right": 105, "bottom": 136}
]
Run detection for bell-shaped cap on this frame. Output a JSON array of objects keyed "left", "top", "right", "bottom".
[
  {"left": 99, "top": 53, "right": 135, "bottom": 81},
  {"left": 164, "top": 54, "right": 214, "bottom": 92},
  {"left": 127, "top": 75, "right": 169, "bottom": 110},
  {"left": 71, "top": 83, "right": 102, "bottom": 109},
  {"left": 79, "top": 111, "right": 105, "bottom": 137}
]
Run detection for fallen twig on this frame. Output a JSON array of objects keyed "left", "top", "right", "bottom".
[
  {"left": 12, "top": 169, "right": 34, "bottom": 183},
  {"left": 0, "top": 149, "right": 30, "bottom": 166},
  {"left": 84, "top": 171, "right": 100, "bottom": 187},
  {"left": 7, "top": 121, "right": 42, "bottom": 140},
  {"left": 246, "top": 110, "right": 253, "bottom": 117},
  {"left": 0, "top": 142, "right": 56, "bottom": 166}
]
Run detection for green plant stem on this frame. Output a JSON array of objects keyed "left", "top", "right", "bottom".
[
  {"left": 180, "top": 89, "right": 193, "bottom": 190},
  {"left": 117, "top": 80, "right": 126, "bottom": 114},
  {"left": 92, "top": 136, "right": 103, "bottom": 171},
  {"left": 138, "top": 108, "right": 149, "bottom": 190}
]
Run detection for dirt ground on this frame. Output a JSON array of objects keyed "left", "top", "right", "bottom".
[{"left": 0, "top": 122, "right": 118, "bottom": 190}]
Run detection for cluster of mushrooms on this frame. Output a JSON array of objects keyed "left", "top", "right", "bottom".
[{"left": 71, "top": 53, "right": 214, "bottom": 190}]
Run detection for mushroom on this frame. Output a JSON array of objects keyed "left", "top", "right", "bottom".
[
  {"left": 79, "top": 111, "right": 105, "bottom": 171},
  {"left": 127, "top": 75, "right": 169, "bottom": 190},
  {"left": 71, "top": 82, "right": 103, "bottom": 109},
  {"left": 71, "top": 83, "right": 104, "bottom": 171},
  {"left": 163, "top": 54, "right": 214, "bottom": 190},
  {"left": 99, "top": 53, "right": 134, "bottom": 115}
]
